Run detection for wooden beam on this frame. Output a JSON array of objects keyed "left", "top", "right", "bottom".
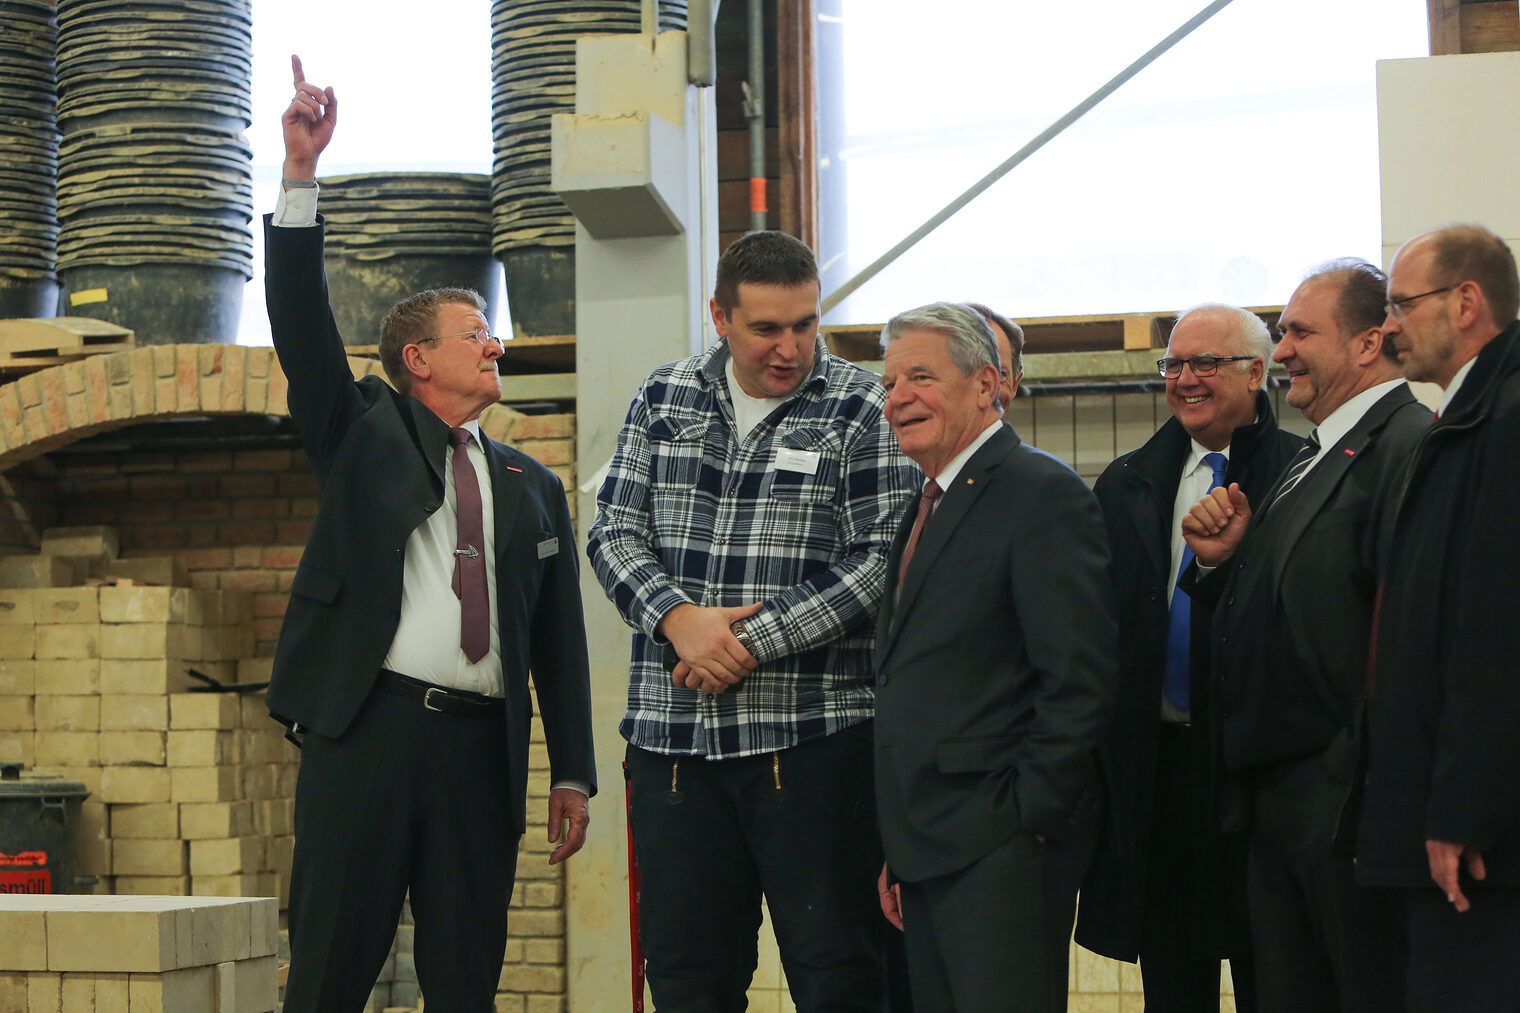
[
  {"left": 1460, "top": 0, "right": 1520, "bottom": 52},
  {"left": 776, "top": 0, "right": 819, "bottom": 250},
  {"left": 1430, "top": 0, "right": 1463, "bottom": 54}
]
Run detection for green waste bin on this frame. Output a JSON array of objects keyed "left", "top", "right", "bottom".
[{"left": 0, "top": 762, "right": 90, "bottom": 895}]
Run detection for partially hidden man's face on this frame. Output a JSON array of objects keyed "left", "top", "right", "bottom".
[
  {"left": 711, "top": 281, "right": 820, "bottom": 399},
  {"left": 1383, "top": 236, "right": 1462, "bottom": 387},
  {"left": 1164, "top": 310, "right": 1264, "bottom": 451}
]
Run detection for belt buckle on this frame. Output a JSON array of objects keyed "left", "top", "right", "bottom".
[{"left": 423, "top": 686, "right": 447, "bottom": 713}]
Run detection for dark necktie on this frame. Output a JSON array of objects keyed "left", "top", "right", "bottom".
[
  {"left": 895, "top": 479, "right": 942, "bottom": 602},
  {"left": 1267, "top": 428, "right": 1322, "bottom": 507},
  {"left": 450, "top": 428, "right": 490, "bottom": 664},
  {"left": 1162, "top": 451, "right": 1227, "bottom": 712}
]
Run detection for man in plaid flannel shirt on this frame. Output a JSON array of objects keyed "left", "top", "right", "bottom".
[{"left": 588, "top": 230, "right": 918, "bottom": 1011}]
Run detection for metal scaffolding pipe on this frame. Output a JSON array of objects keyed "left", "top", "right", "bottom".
[
  {"left": 745, "top": 0, "right": 767, "bottom": 233},
  {"left": 820, "top": 0, "right": 1240, "bottom": 315}
]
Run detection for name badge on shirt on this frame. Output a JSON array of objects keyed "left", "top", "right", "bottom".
[
  {"left": 774, "top": 448, "right": 821, "bottom": 475},
  {"left": 537, "top": 537, "right": 559, "bottom": 559}
]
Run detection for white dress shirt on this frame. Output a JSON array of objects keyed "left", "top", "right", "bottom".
[{"left": 1438, "top": 357, "right": 1478, "bottom": 416}]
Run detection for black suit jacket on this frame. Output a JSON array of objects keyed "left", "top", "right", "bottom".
[
  {"left": 262, "top": 215, "right": 596, "bottom": 833},
  {"left": 873, "top": 424, "right": 1117, "bottom": 883},
  {"left": 1075, "top": 390, "right": 1302, "bottom": 961},
  {"left": 1203, "top": 384, "right": 1430, "bottom": 774}
]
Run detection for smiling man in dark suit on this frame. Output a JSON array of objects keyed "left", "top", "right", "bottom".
[
  {"left": 1180, "top": 260, "right": 1428, "bottom": 1012},
  {"left": 873, "top": 301, "right": 1116, "bottom": 1012},
  {"left": 265, "top": 59, "right": 596, "bottom": 1012}
]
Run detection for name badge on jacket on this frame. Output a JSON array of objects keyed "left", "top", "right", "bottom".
[
  {"left": 774, "top": 448, "right": 821, "bottom": 475},
  {"left": 538, "top": 537, "right": 559, "bottom": 559}
]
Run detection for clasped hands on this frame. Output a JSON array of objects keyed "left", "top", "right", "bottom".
[{"left": 658, "top": 601, "right": 762, "bottom": 694}]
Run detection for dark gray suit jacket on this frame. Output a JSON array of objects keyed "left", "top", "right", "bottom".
[
  {"left": 263, "top": 215, "right": 597, "bottom": 834},
  {"left": 873, "top": 423, "right": 1118, "bottom": 882}
]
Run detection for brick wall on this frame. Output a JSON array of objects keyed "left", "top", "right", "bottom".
[{"left": 0, "top": 347, "right": 579, "bottom": 1013}]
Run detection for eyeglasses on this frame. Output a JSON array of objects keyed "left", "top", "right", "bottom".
[
  {"left": 1156, "top": 354, "right": 1255, "bottom": 379},
  {"left": 422, "top": 327, "right": 506, "bottom": 349},
  {"left": 1384, "top": 286, "right": 1453, "bottom": 319}
]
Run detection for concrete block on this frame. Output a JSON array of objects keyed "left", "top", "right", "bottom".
[
  {"left": 234, "top": 954, "right": 278, "bottom": 1011},
  {"left": 98, "top": 766, "right": 172, "bottom": 804},
  {"left": 110, "top": 803, "right": 180, "bottom": 839},
  {"left": 169, "top": 694, "right": 239, "bottom": 731},
  {"left": 33, "top": 694, "right": 99, "bottom": 731},
  {"left": 170, "top": 766, "right": 239, "bottom": 803},
  {"left": 112, "top": 839, "right": 187, "bottom": 877},
  {"left": 101, "top": 660, "right": 190, "bottom": 697},
  {"left": 113, "top": 876, "right": 190, "bottom": 896},
  {"left": 99, "top": 587, "right": 189, "bottom": 625},
  {"left": 40, "top": 526, "right": 119, "bottom": 559},
  {"left": 0, "top": 658, "right": 35, "bottom": 695},
  {"left": 99, "top": 694, "right": 170, "bottom": 731},
  {"left": 179, "top": 801, "right": 252, "bottom": 841},
  {"left": 34, "top": 588, "right": 100, "bottom": 625},
  {"left": 189, "top": 873, "right": 261, "bottom": 898},
  {"left": 0, "top": 729, "right": 33, "bottom": 765},
  {"left": 252, "top": 800, "right": 292, "bottom": 837},
  {"left": 35, "top": 658, "right": 100, "bottom": 695},
  {"left": 0, "top": 908, "right": 48, "bottom": 969},
  {"left": 0, "top": 590, "right": 35, "bottom": 624},
  {"left": 94, "top": 972, "right": 131, "bottom": 1013},
  {"left": 167, "top": 730, "right": 237, "bottom": 768},
  {"left": 106, "top": 557, "right": 190, "bottom": 588},
  {"left": 0, "top": 695, "right": 33, "bottom": 730},
  {"left": 26, "top": 971, "right": 61, "bottom": 1013},
  {"left": 47, "top": 902, "right": 178, "bottom": 972},
  {"left": 0, "top": 555, "right": 72, "bottom": 589},
  {"left": 0, "top": 973, "right": 26, "bottom": 1012},
  {"left": 0, "top": 623, "right": 35, "bottom": 659},
  {"left": 100, "top": 623, "right": 187, "bottom": 661},
  {"left": 35, "top": 623, "right": 100, "bottom": 660},
  {"left": 189, "top": 837, "right": 263, "bottom": 877},
  {"left": 99, "top": 730, "right": 166, "bottom": 766},
  {"left": 128, "top": 965, "right": 216, "bottom": 1012},
  {"left": 60, "top": 973, "right": 97, "bottom": 1009},
  {"left": 34, "top": 730, "right": 98, "bottom": 767}
]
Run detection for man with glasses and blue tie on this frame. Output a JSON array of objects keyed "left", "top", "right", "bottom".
[
  {"left": 1077, "top": 304, "right": 1302, "bottom": 1013},
  {"left": 265, "top": 59, "right": 597, "bottom": 1012}
]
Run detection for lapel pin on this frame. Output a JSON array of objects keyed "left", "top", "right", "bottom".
[
  {"left": 1343, "top": 449, "right": 1355, "bottom": 456},
  {"left": 966, "top": 478, "right": 975, "bottom": 485},
  {"left": 506, "top": 465, "right": 523, "bottom": 473}
]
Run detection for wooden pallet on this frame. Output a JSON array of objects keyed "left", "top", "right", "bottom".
[
  {"left": 0, "top": 316, "right": 135, "bottom": 371},
  {"left": 824, "top": 306, "right": 1286, "bottom": 361}
]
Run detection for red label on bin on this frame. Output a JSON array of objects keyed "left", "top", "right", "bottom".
[
  {"left": 0, "top": 869, "right": 52, "bottom": 893},
  {"left": 0, "top": 849, "right": 48, "bottom": 868}
]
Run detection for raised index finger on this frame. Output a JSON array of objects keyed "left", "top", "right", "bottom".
[{"left": 291, "top": 54, "right": 305, "bottom": 89}]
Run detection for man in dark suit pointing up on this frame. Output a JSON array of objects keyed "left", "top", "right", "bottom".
[
  {"left": 873, "top": 301, "right": 1117, "bottom": 1012},
  {"left": 266, "top": 58, "right": 596, "bottom": 1012}
]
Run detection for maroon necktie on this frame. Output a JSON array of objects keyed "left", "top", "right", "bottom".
[
  {"left": 895, "top": 479, "right": 942, "bottom": 602},
  {"left": 450, "top": 428, "right": 490, "bottom": 664}
]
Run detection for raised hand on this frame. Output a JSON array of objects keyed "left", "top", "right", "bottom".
[
  {"left": 281, "top": 54, "right": 337, "bottom": 182},
  {"left": 1181, "top": 482, "right": 1252, "bottom": 568}
]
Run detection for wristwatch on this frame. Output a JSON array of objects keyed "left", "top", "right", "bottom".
[{"left": 730, "top": 618, "right": 754, "bottom": 654}]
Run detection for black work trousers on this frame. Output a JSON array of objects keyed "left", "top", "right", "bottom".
[
  {"left": 1401, "top": 886, "right": 1520, "bottom": 1013},
  {"left": 1248, "top": 753, "right": 1406, "bottom": 1013},
  {"left": 626, "top": 723, "right": 885, "bottom": 1013},
  {"left": 283, "top": 680, "right": 520, "bottom": 1013}
]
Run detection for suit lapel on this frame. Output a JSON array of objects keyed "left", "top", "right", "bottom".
[
  {"left": 880, "top": 426, "right": 1012, "bottom": 663},
  {"left": 1119, "top": 421, "right": 1189, "bottom": 583},
  {"left": 484, "top": 436, "right": 526, "bottom": 564},
  {"left": 1268, "top": 385, "right": 1413, "bottom": 593},
  {"left": 404, "top": 397, "right": 451, "bottom": 495}
]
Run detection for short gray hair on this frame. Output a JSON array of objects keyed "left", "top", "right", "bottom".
[
  {"left": 882, "top": 302, "right": 1000, "bottom": 377},
  {"left": 1172, "top": 302, "right": 1272, "bottom": 367}
]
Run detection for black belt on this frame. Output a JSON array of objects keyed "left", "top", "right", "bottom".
[{"left": 378, "top": 669, "right": 504, "bottom": 719}]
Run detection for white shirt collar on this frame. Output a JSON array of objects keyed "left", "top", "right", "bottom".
[
  {"left": 928, "top": 420, "right": 1004, "bottom": 492},
  {"left": 1182, "top": 438, "right": 1230, "bottom": 479},
  {"left": 1312, "top": 379, "right": 1405, "bottom": 451},
  {"left": 1438, "top": 357, "right": 1478, "bottom": 416}
]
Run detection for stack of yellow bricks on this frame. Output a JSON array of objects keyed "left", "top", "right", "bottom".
[
  {"left": 0, "top": 894, "right": 279, "bottom": 1011},
  {"left": 0, "top": 527, "right": 297, "bottom": 904}
]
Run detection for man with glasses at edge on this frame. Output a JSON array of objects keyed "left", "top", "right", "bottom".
[
  {"left": 1356, "top": 224, "right": 1520, "bottom": 1013},
  {"left": 1077, "top": 304, "right": 1302, "bottom": 1012},
  {"left": 265, "top": 58, "right": 597, "bottom": 1012}
]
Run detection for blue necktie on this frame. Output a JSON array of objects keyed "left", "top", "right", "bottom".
[{"left": 1162, "top": 451, "right": 1228, "bottom": 712}]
